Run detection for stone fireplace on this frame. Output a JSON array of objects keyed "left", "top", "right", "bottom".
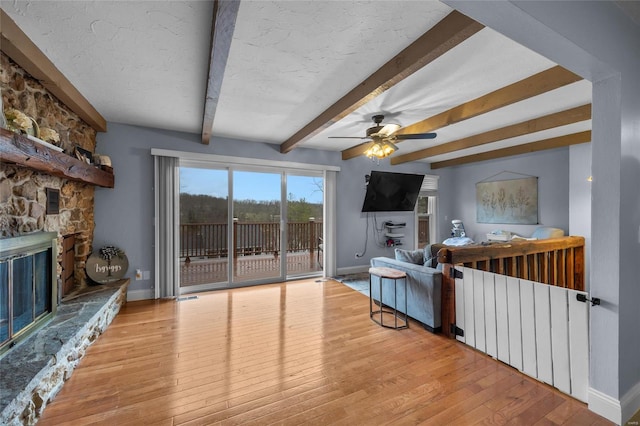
[{"left": 1, "top": 52, "right": 97, "bottom": 297}]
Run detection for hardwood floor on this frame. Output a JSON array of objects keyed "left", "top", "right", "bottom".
[{"left": 38, "top": 279, "right": 611, "bottom": 425}]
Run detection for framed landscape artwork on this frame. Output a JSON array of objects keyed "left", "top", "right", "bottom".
[{"left": 476, "top": 177, "right": 538, "bottom": 224}]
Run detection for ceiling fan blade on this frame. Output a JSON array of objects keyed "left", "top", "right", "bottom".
[
  {"left": 343, "top": 140, "right": 374, "bottom": 154},
  {"left": 378, "top": 123, "right": 401, "bottom": 137},
  {"left": 394, "top": 132, "right": 437, "bottom": 140}
]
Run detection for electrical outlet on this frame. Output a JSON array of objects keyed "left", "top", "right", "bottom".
[
  {"left": 135, "top": 269, "right": 142, "bottom": 280},
  {"left": 142, "top": 270, "right": 150, "bottom": 280}
]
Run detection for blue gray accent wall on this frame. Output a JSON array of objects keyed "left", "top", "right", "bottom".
[
  {"left": 437, "top": 147, "right": 571, "bottom": 243},
  {"left": 94, "top": 123, "right": 435, "bottom": 294}
]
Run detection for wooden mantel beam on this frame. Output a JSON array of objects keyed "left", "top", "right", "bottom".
[
  {"left": 280, "top": 10, "right": 484, "bottom": 154},
  {"left": 201, "top": 0, "right": 240, "bottom": 145},
  {"left": 0, "top": 9, "right": 107, "bottom": 133},
  {"left": 391, "top": 104, "right": 591, "bottom": 164},
  {"left": 0, "top": 128, "right": 114, "bottom": 187},
  {"left": 429, "top": 130, "right": 591, "bottom": 169}
]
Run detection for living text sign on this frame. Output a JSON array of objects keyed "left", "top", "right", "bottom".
[{"left": 86, "top": 252, "right": 129, "bottom": 284}]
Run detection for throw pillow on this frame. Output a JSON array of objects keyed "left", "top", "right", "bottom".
[
  {"left": 394, "top": 248, "right": 423, "bottom": 265},
  {"left": 423, "top": 244, "right": 436, "bottom": 268}
]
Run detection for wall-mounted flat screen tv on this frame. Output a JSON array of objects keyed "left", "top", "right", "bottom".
[{"left": 361, "top": 171, "right": 424, "bottom": 212}]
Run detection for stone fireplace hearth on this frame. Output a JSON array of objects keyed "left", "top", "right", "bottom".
[{"left": 0, "top": 279, "right": 128, "bottom": 425}]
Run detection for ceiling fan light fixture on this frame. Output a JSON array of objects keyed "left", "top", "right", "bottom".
[{"left": 365, "top": 139, "right": 398, "bottom": 159}]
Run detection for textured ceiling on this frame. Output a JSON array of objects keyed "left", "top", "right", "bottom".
[
  {"left": 212, "top": 1, "right": 452, "bottom": 143},
  {"left": 2, "top": 1, "right": 593, "bottom": 165},
  {"left": 3, "top": 1, "right": 214, "bottom": 134}
]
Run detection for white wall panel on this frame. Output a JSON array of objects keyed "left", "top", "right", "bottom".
[
  {"left": 454, "top": 269, "right": 589, "bottom": 401},
  {"left": 534, "top": 282, "right": 553, "bottom": 385}
]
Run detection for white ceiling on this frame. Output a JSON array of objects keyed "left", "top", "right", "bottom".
[{"left": 2, "top": 1, "right": 594, "bottom": 165}]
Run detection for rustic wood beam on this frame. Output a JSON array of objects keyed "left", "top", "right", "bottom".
[
  {"left": 342, "top": 65, "right": 582, "bottom": 160},
  {"left": 201, "top": 0, "right": 241, "bottom": 145},
  {"left": 0, "top": 10, "right": 107, "bottom": 133},
  {"left": 390, "top": 104, "right": 591, "bottom": 164},
  {"left": 429, "top": 130, "right": 591, "bottom": 169},
  {"left": 0, "top": 128, "right": 114, "bottom": 188},
  {"left": 281, "top": 10, "right": 484, "bottom": 154}
]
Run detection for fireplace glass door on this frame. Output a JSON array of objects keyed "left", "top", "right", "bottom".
[
  {"left": 0, "top": 260, "right": 7, "bottom": 344},
  {"left": 0, "top": 247, "right": 53, "bottom": 351}
]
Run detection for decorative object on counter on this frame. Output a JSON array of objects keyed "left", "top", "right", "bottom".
[
  {"left": 75, "top": 146, "right": 93, "bottom": 164},
  {"left": 39, "top": 127, "right": 60, "bottom": 145},
  {"left": 3, "top": 108, "right": 33, "bottom": 134},
  {"left": 86, "top": 245, "right": 129, "bottom": 284},
  {"left": 25, "top": 134, "right": 64, "bottom": 152},
  {"left": 26, "top": 126, "right": 63, "bottom": 152},
  {"left": 93, "top": 154, "right": 112, "bottom": 167}
]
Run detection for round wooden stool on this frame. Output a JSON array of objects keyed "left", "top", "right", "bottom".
[{"left": 368, "top": 266, "right": 408, "bottom": 329}]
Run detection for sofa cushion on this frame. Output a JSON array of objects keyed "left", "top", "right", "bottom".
[
  {"left": 531, "top": 226, "right": 565, "bottom": 239},
  {"left": 423, "top": 244, "right": 436, "bottom": 268},
  {"left": 394, "top": 248, "right": 424, "bottom": 265}
]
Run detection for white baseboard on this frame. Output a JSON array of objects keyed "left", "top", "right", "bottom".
[
  {"left": 336, "top": 265, "right": 369, "bottom": 276},
  {"left": 126, "top": 288, "right": 155, "bottom": 301},
  {"left": 589, "top": 381, "right": 640, "bottom": 425},
  {"left": 622, "top": 380, "right": 640, "bottom": 425},
  {"left": 589, "top": 387, "right": 621, "bottom": 424}
]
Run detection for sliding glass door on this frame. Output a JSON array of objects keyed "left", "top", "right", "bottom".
[
  {"left": 286, "top": 173, "right": 323, "bottom": 277},
  {"left": 232, "top": 170, "right": 283, "bottom": 284},
  {"left": 179, "top": 167, "right": 230, "bottom": 291},
  {"left": 178, "top": 164, "right": 323, "bottom": 293}
]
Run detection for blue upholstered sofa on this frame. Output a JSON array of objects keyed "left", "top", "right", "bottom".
[{"left": 370, "top": 246, "right": 442, "bottom": 333}]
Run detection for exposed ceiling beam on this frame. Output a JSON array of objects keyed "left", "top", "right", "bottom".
[
  {"left": 201, "top": 0, "right": 240, "bottom": 145},
  {"left": 429, "top": 130, "right": 591, "bottom": 169},
  {"left": 280, "top": 10, "right": 484, "bottom": 154},
  {"left": 342, "top": 65, "right": 582, "bottom": 160},
  {"left": 390, "top": 104, "right": 591, "bottom": 164},
  {"left": 0, "top": 9, "right": 106, "bottom": 132}
]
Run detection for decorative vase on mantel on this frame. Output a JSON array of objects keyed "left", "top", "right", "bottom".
[{"left": 3, "top": 107, "right": 39, "bottom": 137}]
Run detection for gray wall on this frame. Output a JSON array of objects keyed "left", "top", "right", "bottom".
[
  {"left": 569, "top": 143, "right": 592, "bottom": 291},
  {"left": 335, "top": 156, "right": 435, "bottom": 271},
  {"left": 94, "top": 123, "right": 436, "bottom": 294},
  {"left": 447, "top": 0, "right": 640, "bottom": 420},
  {"left": 438, "top": 148, "right": 571, "bottom": 243}
]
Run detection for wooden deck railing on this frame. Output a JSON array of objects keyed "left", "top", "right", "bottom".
[
  {"left": 432, "top": 236, "right": 585, "bottom": 338},
  {"left": 180, "top": 220, "right": 323, "bottom": 259}
]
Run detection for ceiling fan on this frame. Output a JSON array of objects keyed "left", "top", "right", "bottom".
[{"left": 330, "top": 114, "right": 437, "bottom": 159}]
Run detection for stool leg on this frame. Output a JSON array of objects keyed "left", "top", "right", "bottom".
[
  {"left": 394, "top": 278, "right": 398, "bottom": 329},
  {"left": 369, "top": 274, "right": 373, "bottom": 318},
  {"left": 380, "top": 277, "right": 384, "bottom": 326},
  {"left": 404, "top": 277, "right": 408, "bottom": 327}
]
